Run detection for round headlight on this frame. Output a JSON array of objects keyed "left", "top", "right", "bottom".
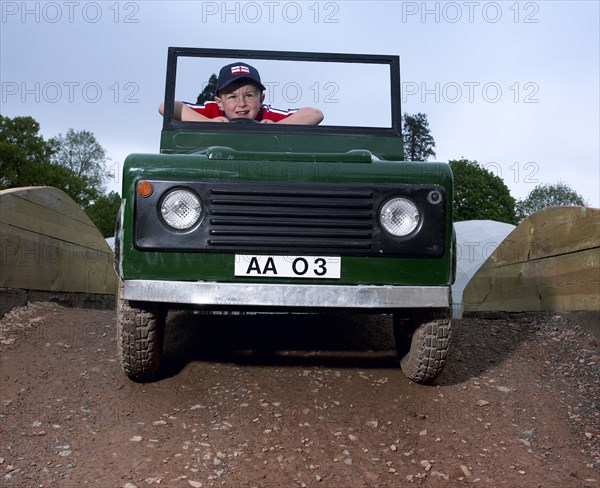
[
  {"left": 380, "top": 198, "right": 420, "bottom": 236},
  {"left": 160, "top": 189, "right": 202, "bottom": 230}
]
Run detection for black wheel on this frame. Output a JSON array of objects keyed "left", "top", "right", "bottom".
[
  {"left": 117, "top": 280, "right": 166, "bottom": 381},
  {"left": 393, "top": 310, "right": 451, "bottom": 384}
]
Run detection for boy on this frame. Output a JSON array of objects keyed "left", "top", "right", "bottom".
[{"left": 159, "top": 62, "right": 323, "bottom": 125}]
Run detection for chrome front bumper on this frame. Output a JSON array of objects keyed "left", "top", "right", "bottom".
[{"left": 123, "top": 280, "right": 451, "bottom": 309}]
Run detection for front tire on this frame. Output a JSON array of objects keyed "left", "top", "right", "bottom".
[
  {"left": 393, "top": 310, "right": 451, "bottom": 384},
  {"left": 117, "top": 281, "right": 166, "bottom": 381}
]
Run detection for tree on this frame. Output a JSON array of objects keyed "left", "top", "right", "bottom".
[
  {"left": 50, "top": 128, "right": 108, "bottom": 193},
  {"left": 1, "top": 115, "right": 120, "bottom": 234},
  {"left": 0, "top": 116, "right": 109, "bottom": 206},
  {"left": 85, "top": 191, "right": 122, "bottom": 237},
  {"left": 196, "top": 73, "right": 218, "bottom": 105},
  {"left": 402, "top": 113, "right": 436, "bottom": 161},
  {"left": 450, "top": 159, "right": 517, "bottom": 224},
  {"left": 0, "top": 116, "right": 92, "bottom": 199},
  {"left": 515, "top": 182, "right": 587, "bottom": 222},
  {"left": 0, "top": 115, "right": 57, "bottom": 189}
]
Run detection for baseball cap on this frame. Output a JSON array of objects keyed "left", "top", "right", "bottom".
[{"left": 216, "top": 62, "right": 266, "bottom": 93}]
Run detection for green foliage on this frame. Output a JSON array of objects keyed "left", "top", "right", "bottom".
[
  {"left": 50, "top": 128, "right": 107, "bottom": 192},
  {"left": 196, "top": 73, "right": 218, "bottom": 105},
  {"left": 402, "top": 113, "right": 436, "bottom": 161},
  {"left": 515, "top": 182, "right": 587, "bottom": 221},
  {"left": 450, "top": 159, "right": 517, "bottom": 224},
  {"left": 85, "top": 191, "right": 122, "bottom": 237},
  {"left": 0, "top": 116, "right": 105, "bottom": 205},
  {"left": 0, "top": 115, "right": 57, "bottom": 189},
  {"left": 1, "top": 115, "right": 120, "bottom": 235}
]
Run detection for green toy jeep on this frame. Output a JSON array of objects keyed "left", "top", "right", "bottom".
[{"left": 115, "top": 48, "right": 455, "bottom": 383}]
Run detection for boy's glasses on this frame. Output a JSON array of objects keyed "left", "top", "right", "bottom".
[{"left": 223, "top": 92, "right": 259, "bottom": 104}]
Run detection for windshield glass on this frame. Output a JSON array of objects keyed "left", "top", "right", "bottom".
[{"left": 174, "top": 55, "right": 393, "bottom": 129}]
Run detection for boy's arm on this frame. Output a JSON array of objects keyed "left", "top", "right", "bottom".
[
  {"left": 158, "top": 101, "right": 228, "bottom": 122},
  {"left": 264, "top": 107, "right": 324, "bottom": 125}
]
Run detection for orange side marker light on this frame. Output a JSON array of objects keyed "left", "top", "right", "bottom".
[{"left": 137, "top": 181, "right": 154, "bottom": 198}]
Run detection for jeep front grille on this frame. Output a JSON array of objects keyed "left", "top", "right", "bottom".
[
  {"left": 134, "top": 180, "right": 446, "bottom": 257},
  {"left": 207, "top": 187, "right": 374, "bottom": 250}
]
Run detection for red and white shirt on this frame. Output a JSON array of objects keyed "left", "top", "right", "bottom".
[{"left": 184, "top": 101, "right": 297, "bottom": 122}]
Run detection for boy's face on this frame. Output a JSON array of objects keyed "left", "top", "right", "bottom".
[{"left": 215, "top": 82, "right": 265, "bottom": 120}]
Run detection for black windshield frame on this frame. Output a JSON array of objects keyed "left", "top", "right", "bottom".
[{"left": 162, "top": 47, "right": 402, "bottom": 137}]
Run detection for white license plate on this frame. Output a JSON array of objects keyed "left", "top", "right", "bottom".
[{"left": 235, "top": 255, "right": 341, "bottom": 279}]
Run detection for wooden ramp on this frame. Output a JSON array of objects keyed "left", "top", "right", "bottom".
[
  {"left": 0, "top": 187, "right": 116, "bottom": 314},
  {"left": 460, "top": 206, "right": 600, "bottom": 316}
]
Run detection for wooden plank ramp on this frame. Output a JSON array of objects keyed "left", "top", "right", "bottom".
[
  {"left": 460, "top": 206, "right": 600, "bottom": 316},
  {"left": 0, "top": 187, "right": 117, "bottom": 313}
]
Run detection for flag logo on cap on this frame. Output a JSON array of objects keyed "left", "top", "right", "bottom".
[{"left": 231, "top": 65, "right": 250, "bottom": 75}]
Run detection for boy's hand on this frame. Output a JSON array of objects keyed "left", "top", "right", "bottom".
[
  {"left": 260, "top": 119, "right": 274, "bottom": 124},
  {"left": 213, "top": 116, "right": 229, "bottom": 123}
]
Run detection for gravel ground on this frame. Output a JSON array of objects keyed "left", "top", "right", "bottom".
[{"left": 0, "top": 302, "right": 598, "bottom": 487}]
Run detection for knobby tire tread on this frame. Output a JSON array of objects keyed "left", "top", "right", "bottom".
[
  {"left": 395, "top": 311, "right": 452, "bottom": 384},
  {"left": 117, "top": 282, "right": 165, "bottom": 381}
]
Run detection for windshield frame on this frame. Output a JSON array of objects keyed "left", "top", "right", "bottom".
[{"left": 162, "top": 47, "right": 402, "bottom": 137}]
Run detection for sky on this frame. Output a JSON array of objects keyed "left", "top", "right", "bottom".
[{"left": 1, "top": 0, "right": 599, "bottom": 207}]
